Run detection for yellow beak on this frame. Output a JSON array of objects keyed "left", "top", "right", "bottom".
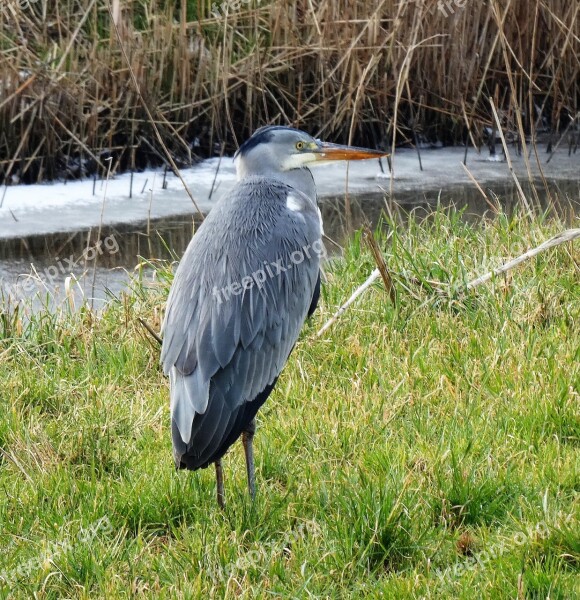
[{"left": 313, "top": 142, "right": 389, "bottom": 161}]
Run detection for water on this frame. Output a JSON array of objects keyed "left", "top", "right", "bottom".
[{"left": 0, "top": 179, "right": 578, "bottom": 311}]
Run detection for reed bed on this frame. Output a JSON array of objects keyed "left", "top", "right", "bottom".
[{"left": 0, "top": 0, "right": 578, "bottom": 183}]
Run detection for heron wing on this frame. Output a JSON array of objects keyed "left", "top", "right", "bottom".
[{"left": 160, "top": 177, "right": 322, "bottom": 463}]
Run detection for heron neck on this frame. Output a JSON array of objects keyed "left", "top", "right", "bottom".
[
  {"left": 236, "top": 156, "right": 317, "bottom": 203},
  {"left": 272, "top": 167, "right": 317, "bottom": 203}
]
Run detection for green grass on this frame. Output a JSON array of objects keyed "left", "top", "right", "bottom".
[{"left": 0, "top": 207, "right": 578, "bottom": 598}]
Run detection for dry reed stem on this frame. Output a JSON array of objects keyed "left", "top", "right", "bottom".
[
  {"left": 106, "top": 1, "right": 203, "bottom": 218},
  {"left": 489, "top": 98, "right": 531, "bottom": 214},
  {"left": 363, "top": 224, "right": 396, "bottom": 307},
  {"left": 0, "top": 1, "right": 578, "bottom": 183}
]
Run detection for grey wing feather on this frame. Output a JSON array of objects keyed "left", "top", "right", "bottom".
[{"left": 161, "top": 178, "right": 322, "bottom": 453}]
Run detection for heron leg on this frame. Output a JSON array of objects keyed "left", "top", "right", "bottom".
[
  {"left": 215, "top": 459, "right": 225, "bottom": 509},
  {"left": 242, "top": 418, "right": 256, "bottom": 500}
]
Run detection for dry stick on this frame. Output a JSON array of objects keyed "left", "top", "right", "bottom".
[
  {"left": 138, "top": 317, "right": 163, "bottom": 346},
  {"left": 0, "top": 73, "right": 38, "bottom": 112},
  {"left": 468, "top": 0, "right": 511, "bottom": 127},
  {"left": 461, "top": 101, "right": 479, "bottom": 152},
  {"left": 322, "top": 233, "right": 343, "bottom": 253},
  {"left": 465, "top": 228, "right": 580, "bottom": 289},
  {"left": 48, "top": 109, "right": 106, "bottom": 173},
  {"left": 347, "top": 54, "right": 381, "bottom": 145},
  {"left": 220, "top": 9, "right": 238, "bottom": 150},
  {"left": 54, "top": 0, "right": 98, "bottom": 74},
  {"left": 389, "top": 13, "right": 419, "bottom": 193},
  {"left": 147, "top": 173, "right": 157, "bottom": 247},
  {"left": 154, "top": 112, "right": 195, "bottom": 161},
  {"left": 460, "top": 101, "right": 476, "bottom": 166},
  {"left": 208, "top": 142, "right": 225, "bottom": 201},
  {"left": 3, "top": 105, "right": 37, "bottom": 185},
  {"left": 19, "top": 137, "right": 44, "bottom": 180},
  {"left": 389, "top": 33, "right": 444, "bottom": 194},
  {"left": 316, "top": 268, "right": 380, "bottom": 338},
  {"left": 490, "top": 0, "right": 541, "bottom": 93},
  {"left": 306, "top": 0, "right": 322, "bottom": 37},
  {"left": 106, "top": 2, "right": 204, "bottom": 220},
  {"left": 489, "top": 98, "right": 532, "bottom": 214},
  {"left": 540, "top": 0, "right": 580, "bottom": 44},
  {"left": 405, "top": 80, "right": 423, "bottom": 171},
  {"left": 0, "top": 186, "right": 8, "bottom": 211},
  {"left": 460, "top": 163, "right": 498, "bottom": 214},
  {"left": 344, "top": 163, "right": 352, "bottom": 236},
  {"left": 139, "top": 135, "right": 168, "bottom": 165},
  {"left": 363, "top": 225, "right": 396, "bottom": 306},
  {"left": 317, "top": 228, "right": 580, "bottom": 337},
  {"left": 0, "top": 448, "right": 33, "bottom": 484}
]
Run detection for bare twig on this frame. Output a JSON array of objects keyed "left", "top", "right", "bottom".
[
  {"left": 363, "top": 225, "right": 396, "bottom": 306},
  {"left": 208, "top": 143, "right": 225, "bottom": 201},
  {"left": 465, "top": 228, "right": 580, "bottom": 290},
  {"left": 138, "top": 317, "right": 163, "bottom": 346},
  {"left": 316, "top": 268, "right": 381, "bottom": 338},
  {"left": 0, "top": 448, "right": 33, "bottom": 483},
  {"left": 461, "top": 162, "right": 497, "bottom": 213},
  {"left": 317, "top": 228, "right": 580, "bottom": 337}
]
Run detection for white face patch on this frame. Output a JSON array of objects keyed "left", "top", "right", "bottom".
[
  {"left": 281, "top": 152, "right": 316, "bottom": 171},
  {"left": 286, "top": 193, "right": 305, "bottom": 212}
]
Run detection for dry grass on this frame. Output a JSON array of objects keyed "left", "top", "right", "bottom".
[{"left": 0, "top": 0, "right": 579, "bottom": 183}]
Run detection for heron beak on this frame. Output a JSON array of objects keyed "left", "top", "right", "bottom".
[{"left": 313, "top": 142, "right": 389, "bottom": 162}]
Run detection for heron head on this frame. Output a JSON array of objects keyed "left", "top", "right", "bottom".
[{"left": 234, "top": 126, "right": 388, "bottom": 178}]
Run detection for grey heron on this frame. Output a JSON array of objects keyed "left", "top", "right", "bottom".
[{"left": 161, "top": 126, "right": 387, "bottom": 507}]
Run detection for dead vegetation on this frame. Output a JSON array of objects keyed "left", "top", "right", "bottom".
[{"left": 0, "top": 0, "right": 578, "bottom": 183}]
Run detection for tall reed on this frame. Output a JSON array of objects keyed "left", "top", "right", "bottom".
[{"left": 0, "top": 0, "right": 578, "bottom": 183}]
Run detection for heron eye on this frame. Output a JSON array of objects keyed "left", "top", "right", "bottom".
[{"left": 295, "top": 141, "right": 305, "bottom": 151}]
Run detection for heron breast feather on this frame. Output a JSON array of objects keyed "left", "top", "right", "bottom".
[{"left": 286, "top": 192, "right": 306, "bottom": 213}]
